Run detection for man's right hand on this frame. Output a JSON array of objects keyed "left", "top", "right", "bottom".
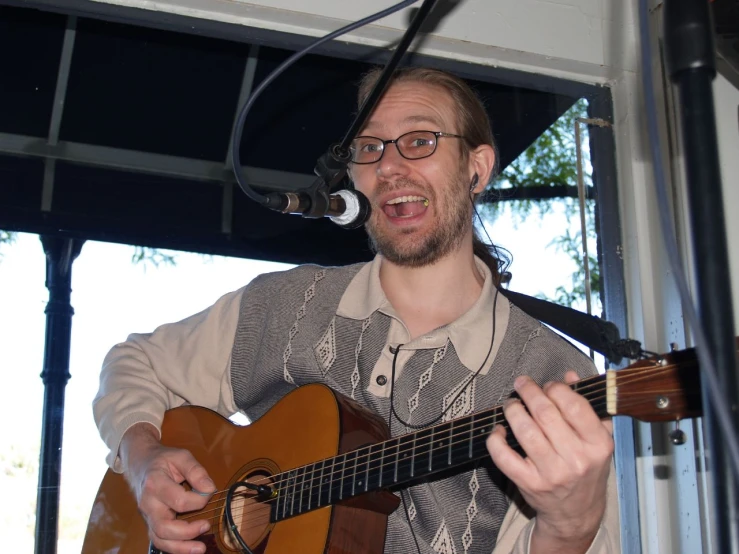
[{"left": 120, "top": 422, "right": 217, "bottom": 554}]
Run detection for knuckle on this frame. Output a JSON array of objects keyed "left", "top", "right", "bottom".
[
  {"left": 150, "top": 521, "right": 167, "bottom": 541},
  {"left": 171, "top": 493, "right": 189, "bottom": 514},
  {"left": 517, "top": 421, "right": 538, "bottom": 443},
  {"left": 141, "top": 476, "right": 158, "bottom": 497},
  {"left": 532, "top": 402, "right": 559, "bottom": 425}
]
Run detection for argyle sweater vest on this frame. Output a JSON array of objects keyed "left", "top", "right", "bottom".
[{"left": 230, "top": 263, "right": 595, "bottom": 554}]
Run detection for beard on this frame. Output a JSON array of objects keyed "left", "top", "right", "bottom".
[{"left": 365, "top": 169, "right": 472, "bottom": 268}]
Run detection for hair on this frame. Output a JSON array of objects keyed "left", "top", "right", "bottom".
[{"left": 356, "top": 66, "right": 510, "bottom": 284}]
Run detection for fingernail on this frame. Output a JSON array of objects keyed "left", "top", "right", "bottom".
[
  {"left": 190, "top": 546, "right": 205, "bottom": 554},
  {"left": 200, "top": 523, "right": 210, "bottom": 534},
  {"left": 514, "top": 376, "right": 528, "bottom": 390}
]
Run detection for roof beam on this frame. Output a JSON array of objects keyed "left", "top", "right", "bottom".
[{"left": 0, "top": 132, "right": 314, "bottom": 191}]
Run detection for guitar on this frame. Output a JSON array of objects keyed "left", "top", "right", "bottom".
[{"left": 82, "top": 343, "right": 711, "bottom": 554}]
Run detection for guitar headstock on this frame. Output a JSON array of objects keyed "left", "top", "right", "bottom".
[{"left": 609, "top": 346, "right": 703, "bottom": 422}]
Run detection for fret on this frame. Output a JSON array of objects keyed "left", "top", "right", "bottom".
[
  {"left": 378, "top": 441, "right": 386, "bottom": 488},
  {"left": 412, "top": 429, "right": 432, "bottom": 478},
  {"left": 396, "top": 435, "right": 414, "bottom": 483},
  {"left": 276, "top": 482, "right": 283, "bottom": 520},
  {"left": 364, "top": 445, "right": 372, "bottom": 492},
  {"left": 347, "top": 450, "right": 360, "bottom": 497},
  {"left": 428, "top": 426, "right": 435, "bottom": 472},
  {"left": 410, "top": 433, "right": 417, "bottom": 478},
  {"left": 427, "top": 421, "right": 452, "bottom": 470},
  {"left": 289, "top": 468, "right": 299, "bottom": 517},
  {"left": 306, "top": 462, "right": 319, "bottom": 511},
  {"left": 468, "top": 413, "right": 475, "bottom": 458},
  {"left": 338, "top": 452, "right": 348, "bottom": 500},
  {"left": 393, "top": 438, "right": 401, "bottom": 483},
  {"left": 316, "top": 459, "right": 325, "bottom": 508},
  {"left": 297, "top": 465, "right": 307, "bottom": 514},
  {"left": 327, "top": 456, "right": 335, "bottom": 505},
  {"left": 364, "top": 446, "right": 372, "bottom": 492},
  {"left": 448, "top": 420, "right": 454, "bottom": 466}
]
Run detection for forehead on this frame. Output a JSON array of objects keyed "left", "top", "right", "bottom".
[{"left": 361, "top": 81, "right": 458, "bottom": 135}]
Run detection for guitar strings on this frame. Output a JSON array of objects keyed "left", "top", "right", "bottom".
[
  {"left": 179, "top": 362, "right": 691, "bottom": 528},
  {"left": 178, "top": 362, "right": 695, "bottom": 530},
  {"left": 180, "top": 361, "right": 692, "bottom": 530}
]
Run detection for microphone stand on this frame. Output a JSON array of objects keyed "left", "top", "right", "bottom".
[
  {"left": 664, "top": 1, "right": 739, "bottom": 551},
  {"left": 296, "top": 0, "right": 441, "bottom": 219}
]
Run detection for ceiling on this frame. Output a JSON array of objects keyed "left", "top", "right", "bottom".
[{"left": 0, "top": 4, "right": 588, "bottom": 265}]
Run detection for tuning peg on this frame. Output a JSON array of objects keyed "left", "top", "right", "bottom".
[{"left": 669, "top": 424, "right": 687, "bottom": 445}]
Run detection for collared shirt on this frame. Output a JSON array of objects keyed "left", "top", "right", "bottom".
[{"left": 337, "top": 255, "right": 510, "bottom": 398}]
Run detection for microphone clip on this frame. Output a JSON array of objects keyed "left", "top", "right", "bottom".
[{"left": 301, "top": 143, "right": 352, "bottom": 219}]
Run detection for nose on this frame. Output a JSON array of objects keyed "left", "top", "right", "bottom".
[{"left": 376, "top": 141, "right": 410, "bottom": 180}]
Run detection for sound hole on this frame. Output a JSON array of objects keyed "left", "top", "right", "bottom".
[{"left": 219, "top": 467, "right": 275, "bottom": 553}]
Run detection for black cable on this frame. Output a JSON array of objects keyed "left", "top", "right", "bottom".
[
  {"left": 224, "top": 481, "right": 273, "bottom": 554},
  {"left": 389, "top": 286, "right": 500, "bottom": 430},
  {"left": 229, "top": 0, "right": 422, "bottom": 208},
  {"left": 637, "top": 0, "right": 739, "bottom": 480}
]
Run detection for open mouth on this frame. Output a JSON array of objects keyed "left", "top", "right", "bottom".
[{"left": 382, "top": 195, "right": 429, "bottom": 219}]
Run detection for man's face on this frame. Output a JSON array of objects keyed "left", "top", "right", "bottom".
[{"left": 350, "top": 82, "right": 474, "bottom": 267}]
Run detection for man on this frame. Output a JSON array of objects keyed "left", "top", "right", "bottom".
[{"left": 94, "top": 67, "right": 619, "bottom": 554}]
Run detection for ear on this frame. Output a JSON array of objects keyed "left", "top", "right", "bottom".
[{"left": 467, "top": 144, "right": 496, "bottom": 194}]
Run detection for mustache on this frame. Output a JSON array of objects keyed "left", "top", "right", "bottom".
[{"left": 374, "top": 178, "right": 434, "bottom": 200}]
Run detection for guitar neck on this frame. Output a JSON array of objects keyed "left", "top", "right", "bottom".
[{"left": 273, "top": 375, "right": 613, "bottom": 522}]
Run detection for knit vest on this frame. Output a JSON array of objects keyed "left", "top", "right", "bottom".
[{"left": 230, "top": 263, "right": 596, "bottom": 554}]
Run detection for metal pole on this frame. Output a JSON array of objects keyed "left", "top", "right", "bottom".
[
  {"left": 34, "top": 236, "right": 84, "bottom": 554},
  {"left": 664, "top": 1, "right": 739, "bottom": 551}
]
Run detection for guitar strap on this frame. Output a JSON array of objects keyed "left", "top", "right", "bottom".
[{"left": 498, "top": 287, "right": 644, "bottom": 365}]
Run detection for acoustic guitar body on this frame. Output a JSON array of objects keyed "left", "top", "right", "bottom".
[{"left": 81, "top": 384, "right": 400, "bottom": 554}]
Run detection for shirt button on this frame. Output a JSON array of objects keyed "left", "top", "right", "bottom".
[{"left": 376, "top": 375, "right": 388, "bottom": 386}]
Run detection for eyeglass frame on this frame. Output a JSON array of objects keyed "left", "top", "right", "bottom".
[{"left": 348, "top": 130, "right": 468, "bottom": 164}]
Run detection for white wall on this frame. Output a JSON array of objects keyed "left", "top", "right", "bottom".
[
  {"left": 714, "top": 72, "right": 739, "bottom": 323},
  {"left": 90, "top": 0, "right": 636, "bottom": 84}
]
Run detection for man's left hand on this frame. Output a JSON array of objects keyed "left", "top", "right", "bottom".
[{"left": 486, "top": 371, "right": 613, "bottom": 554}]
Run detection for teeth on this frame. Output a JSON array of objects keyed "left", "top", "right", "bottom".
[{"left": 385, "top": 195, "right": 428, "bottom": 205}]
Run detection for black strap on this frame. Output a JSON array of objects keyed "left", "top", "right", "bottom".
[{"left": 498, "top": 287, "right": 642, "bottom": 365}]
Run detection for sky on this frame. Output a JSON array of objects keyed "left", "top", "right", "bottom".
[{"left": 0, "top": 200, "right": 596, "bottom": 553}]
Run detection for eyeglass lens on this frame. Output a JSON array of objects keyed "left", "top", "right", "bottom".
[{"left": 350, "top": 131, "right": 438, "bottom": 163}]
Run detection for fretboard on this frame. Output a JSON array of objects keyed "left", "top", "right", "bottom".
[{"left": 273, "top": 373, "right": 609, "bottom": 522}]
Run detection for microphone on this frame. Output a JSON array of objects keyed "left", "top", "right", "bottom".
[{"left": 265, "top": 188, "right": 371, "bottom": 229}]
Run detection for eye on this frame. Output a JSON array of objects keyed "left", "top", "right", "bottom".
[
  {"left": 401, "top": 132, "right": 436, "bottom": 151},
  {"left": 361, "top": 142, "right": 382, "bottom": 153}
]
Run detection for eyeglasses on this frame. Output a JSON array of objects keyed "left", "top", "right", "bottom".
[{"left": 349, "top": 130, "right": 466, "bottom": 164}]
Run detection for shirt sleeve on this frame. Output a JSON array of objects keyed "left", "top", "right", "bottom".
[
  {"left": 92, "top": 286, "right": 245, "bottom": 472},
  {"left": 491, "top": 459, "right": 620, "bottom": 554}
]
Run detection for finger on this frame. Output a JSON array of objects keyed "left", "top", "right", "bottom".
[
  {"left": 147, "top": 508, "right": 211, "bottom": 542},
  {"left": 512, "top": 377, "right": 575, "bottom": 459},
  {"left": 485, "top": 423, "right": 538, "bottom": 487},
  {"left": 562, "top": 371, "right": 613, "bottom": 434},
  {"left": 150, "top": 530, "right": 209, "bottom": 554},
  {"left": 139, "top": 487, "right": 212, "bottom": 538},
  {"left": 175, "top": 451, "right": 217, "bottom": 495},
  {"left": 154, "top": 472, "right": 213, "bottom": 515},
  {"left": 502, "top": 395, "right": 559, "bottom": 467},
  {"left": 544, "top": 380, "right": 612, "bottom": 445},
  {"left": 564, "top": 370, "right": 581, "bottom": 385}
]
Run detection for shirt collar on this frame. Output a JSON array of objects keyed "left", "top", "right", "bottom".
[{"left": 337, "top": 255, "right": 510, "bottom": 374}]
